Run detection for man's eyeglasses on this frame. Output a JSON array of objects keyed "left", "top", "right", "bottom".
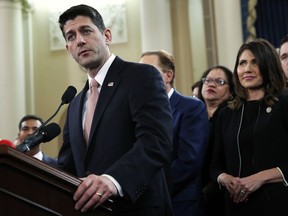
[{"left": 201, "top": 77, "right": 228, "bottom": 86}]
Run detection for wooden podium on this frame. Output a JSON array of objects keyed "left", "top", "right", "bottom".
[{"left": 0, "top": 145, "right": 113, "bottom": 216}]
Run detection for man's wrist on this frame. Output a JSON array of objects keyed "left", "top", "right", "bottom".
[{"left": 102, "top": 174, "right": 123, "bottom": 197}]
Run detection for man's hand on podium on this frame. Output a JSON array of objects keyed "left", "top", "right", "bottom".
[{"left": 74, "top": 174, "right": 116, "bottom": 213}]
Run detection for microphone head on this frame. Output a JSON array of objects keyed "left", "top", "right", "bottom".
[
  {"left": 41, "top": 122, "right": 61, "bottom": 142},
  {"left": 61, "top": 86, "right": 77, "bottom": 104},
  {"left": 0, "top": 139, "right": 16, "bottom": 148}
]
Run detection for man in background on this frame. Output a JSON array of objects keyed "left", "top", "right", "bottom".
[
  {"left": 14, "top": 114, "right": 57, "bottom": 166},
  {"left": 140, "top": 50, "right": 209, "bottom": 216},
  {"left": 279, "top": 35, "right": 288, "bottom": 80}
]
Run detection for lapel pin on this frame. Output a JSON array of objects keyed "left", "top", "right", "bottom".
[
  {"left": 266, "top": 107, "right": 272, "bottom": 113},
  {"left": 108, "top": 82, "right": 114, "bottom": 87}
]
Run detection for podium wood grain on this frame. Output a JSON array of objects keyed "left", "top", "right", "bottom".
[{"left": 0, "top": 145, "right": 112, "bottom": 216}]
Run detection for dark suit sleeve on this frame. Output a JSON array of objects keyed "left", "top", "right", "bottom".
[
  {"left": 171, "top": 98, "right": 209, "bottom": 195},
  {"left": 57, "top": 106, "right": 78, "bottom": 176}
]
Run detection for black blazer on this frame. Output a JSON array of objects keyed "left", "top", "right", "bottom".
[
  {"left": 211, "top": 90, "right": 288, "bottom": 214},
  {"left": 58, "top": 57, "right": 173, "bottom": 215}
]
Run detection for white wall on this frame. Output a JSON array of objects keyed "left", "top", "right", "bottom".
[{"left": 214, "top": 0, "right": 243, "bottom": 70}]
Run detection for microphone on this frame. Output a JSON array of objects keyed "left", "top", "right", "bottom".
[
  {"left": 0, "top": 139, "right": 15, "bottom": 148},
  {"left": 61, "top": 85, "right": 78, "bottom": 104},
  {"left": 34, "top": 86, "right": 77, "bottom": 134},
  {"left": 16, "top": 122, "right": 61, "bottom": 153}
]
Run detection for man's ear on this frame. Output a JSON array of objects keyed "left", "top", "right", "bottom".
[
  {"left": 165, "top": 70, "right": 174, "bottom": 82},
  {"left": 104, "top": 29, "right": 112, "bottom": 45}
]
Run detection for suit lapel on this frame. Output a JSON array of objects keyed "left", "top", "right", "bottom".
[
  {"left": 87, "top": 57, "right": 126, "bottom": 146},
  {"left": 169, "top": 90, "right": 180, "bottom": 115}
]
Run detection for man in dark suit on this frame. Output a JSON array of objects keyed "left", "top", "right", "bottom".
[
  {"left": 14, "top": 114, "right": 57, "bottom": 166},
  {"left": 57, "top": 4, "right": 173, "bottom": 215},
  {"left": 140, "top": 50, "right": 209, "bottom": 216}
]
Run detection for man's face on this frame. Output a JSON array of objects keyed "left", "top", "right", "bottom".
[
  {"left": 63, "top": 16, "right": 112, "bottom": 71},
  {"left": 279, "top": 41, "right": 288, "bottom": 79},
  {"left": 15, "top": 119, "right": 42, "bottom": 146},
  {"left": 139, "top": 54, "right": 172, "bottom": 93}
]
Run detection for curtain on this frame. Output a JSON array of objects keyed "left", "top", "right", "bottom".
[
  {"left": 241, "top": 0, "right": 288, "bottom": 48},
  {"left": 241, "top": 0, "right": 257, "bottom": 42}
]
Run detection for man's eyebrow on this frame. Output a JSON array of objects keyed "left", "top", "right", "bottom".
[
  {"left": 65, "top": 29, "right": 74, "bottom": 37},
  {"left": 65, "top": 25, "right": 92, "bottom": 35}
]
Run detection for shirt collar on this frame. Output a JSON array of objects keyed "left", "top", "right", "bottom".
[
  {"left": 167, "top": 88, "right": 174, "bottom": 98},
  {"left": 87, "top": 54, "right": 116, "bottom": 87},
  {"left": 33, "top": 151, "right": 43, "bottom": 161}
]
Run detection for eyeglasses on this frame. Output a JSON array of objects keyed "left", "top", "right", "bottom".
[{"left": 201, "top": 77, "right": 228, "bottom": 86}]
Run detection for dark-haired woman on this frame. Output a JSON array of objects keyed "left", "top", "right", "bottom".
[{"left": 211, "top": 38, "right": 288, "bottom": 216}]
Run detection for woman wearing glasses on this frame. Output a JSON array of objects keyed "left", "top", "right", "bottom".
[
  {"left": 199, "top": 66, "right": 234, "bottom": 119},
  {"left": 198, "top": 65, "right": 235, "bottom": 216}
]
